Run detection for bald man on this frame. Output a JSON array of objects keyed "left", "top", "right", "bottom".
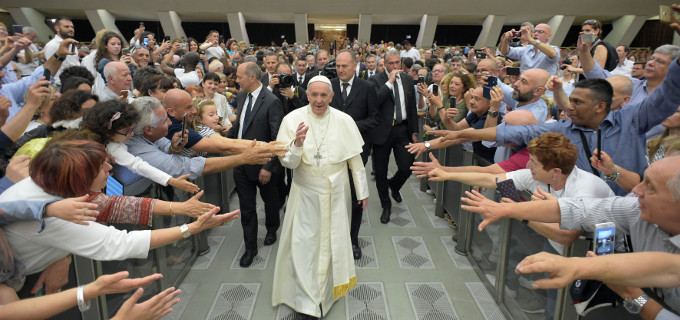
[
  {"left": 500, "top": 23, "right": 560, "bottom": 75},
  {"left": 162, "top": 88, "right": 253, "bottom": 155},
  {"left": 491, "top": 68, "right": 551, "bottom": 125},
  {"left": 607, "top": 75, "right": 633, "bottom": 110}
]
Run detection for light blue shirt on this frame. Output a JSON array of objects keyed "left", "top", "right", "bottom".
[
  {"left": 113, "top": 135, "right": 206, "bottom": 196},
  {"left": 496, "top": 58, "right": 680, "bottom": 196},
  {"left": 498, "top": 82, "right": 548, "bottom": 124},
  {"left": 0, "top": 66, "right": 48, "bottom": 121},
  {"left": 507, "top": 44, "right": 561, "bottom": 76}
]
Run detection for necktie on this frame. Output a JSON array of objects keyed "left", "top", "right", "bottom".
[
  {"left": 241, "top": 93, "right": 253, "bottom": 137},
  {"left": 299, "top": 75, "right": 303, "bottom": 84},
  {"left": 369, "top": 71, "right": 373, "bottom": 78},
  {"left": 342, "top": 82, "right": 349, "bottom": 101},
  {"left": 393, "top": 75, "right": 402, "bottom": 122}
]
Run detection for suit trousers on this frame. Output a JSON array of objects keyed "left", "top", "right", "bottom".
[
  {"left": 373, "top": 122, "right": 414, "bottom": 209},
  {"left": 234, "top": 166, "right": 281, "bottom": 251},
  {"left": 348, "top": 144, "right": 370, "bottom": 246}
]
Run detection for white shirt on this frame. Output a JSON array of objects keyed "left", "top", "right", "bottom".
[
  {"left": 81, "top": 48, "right": 98, "bottom": 77},
  {"left": 611, "top": 58, "right": 634, "bottom": 77},
  {"left": 0, "top": 178, "right": 151, "bottom": 274},
  {"left": 205, "top": 46, "right": 224, "bottom": 61},
  {"left": 44, "top": 35, "right": 81, "bottom": 85},
  {"left": 211, "top": 92, "right": 235, "bottom": 126},
  {"left": 16, "top": 44, "right": 40, "bottom": 77},
  {"left": 400, "top": 48, "right": 421, "bottom": 61},
  {"left": 384, "top": 71, "right": 407, "bottom": 121},
  {"left": 174, "top": 69, "right": 200, "bottom": 88},
  {"left": 296, "top": 72, "right": 305, "bottom": 84},
  {"left": 366, "top": 69, "right": 376, "bottom": 79},
  {"left": 238, "top": 84, "right": 262, "bottom": 139},
  {"left": 340, "top": 76, "right": 355, "bottom": 97},
  {"left": 505, "top": 167, "right": 615, "bottom": 252}
]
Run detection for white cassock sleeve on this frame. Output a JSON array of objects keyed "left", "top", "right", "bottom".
[
  {"left": 279, "top": 142, "right": 304, "bottom": 169},
  {"left": 348, "top": 154, "right": 369, "bottom": 200}
]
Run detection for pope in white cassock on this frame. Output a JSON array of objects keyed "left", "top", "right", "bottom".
[{"left": 272, "top": 75, "right": 369, "bottom": 319}]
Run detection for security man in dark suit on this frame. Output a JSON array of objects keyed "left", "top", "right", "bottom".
[
  {"left": 260, "top": 51, "right": 278, "bottom": 88},
  {"left": 330, "top": 49, "right": 380, "bottom": 259},
  {"left": 303, "top": 49, "right": 330, "bottom": 89},
  {"left": 227, "top": 62, "right": 285, "bottom": 268},
  {"left": 370, "top": 49, "right": 418, "bottom": 224}
]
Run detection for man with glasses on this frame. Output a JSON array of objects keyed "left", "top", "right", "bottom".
[{"left": 500, "top": 23, "right": 560, "bottom": 75}]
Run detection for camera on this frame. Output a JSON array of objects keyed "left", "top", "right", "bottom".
[
  {"left": 122, "top": 48, "right": 129, "bottom": 55},
  {"left": 513, "top": 31, "right": 521, "bottom": 39},
  {"left": 276, "top": 73, "right": 295, "bottom": 88},
  {"left": 320, "top": 60, "right": 338, "bottom": 79},
  {"left": 199, "top": 50, "right": 205, "bottom": 55},
  {"left": 560, "top": 58, "right": 572, "bottom": 70},
  {"left": 581, "top": 33, "right": 595, "bottom": 43}
]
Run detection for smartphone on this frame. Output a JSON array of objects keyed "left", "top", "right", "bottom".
[
  {"left": 199, "top": 50, "right": 205, "bottom": 55},
  {"left": 507, "top": 67, "right": 520, "bottom": 76},
  {"left": 34, "top": 284, "right": 45, "bottom": 297},
  {"left": 70, "top": 43, "right": 77, "bottom": 53},
  {"left": 106, "top": 175, "right": 124, "bottom": 196},
  {"left": 139, "top": 22, "right": 145, "bottom": 27},
  {"left": 596, "top": 127, "right": 602, "bottom": 160},
  {"left": 496, "top": 178, "right": 521, "bottom": 202},
  {"left": 449, "top": 96, "right": 457, "bottom": 108},
  {"left": 581, "top": 33, "right": 595, "bottom": 43},
  {"left": 417, "top": 75, "right": 424, "bottom": 84},
  {"left": 121, "top": 48, "right": 129, "bottom": 55},
  {"left": 42, "top": 67, "right": 51, "bottom": 84},
  {"left": 12, "top": 24, "right": 22, "bottom": 36},
  {"left": 219, "top": 35, "right": 225, "bottom": 44},
  {"left": 594, "top": 222, "right": 616, "bottom": 255},
  {"left": 432, "top": 84, "right": 439, "bottom": 95},
  {"left": 483, "top": 75, "right": 497, "bottom": 100},
  {"left": 659, "top": 6, "right": 680, "bottom": 23},
  {"left": 143, "top": 37, "right": 149, "bottom": 47},
  {"left": 177, "top": 113, "right": 188, "bottom": 146},
  {"left": 476, "top": 52, "right": 487, "bottom": 59},
  {"left": 164, "top": 36, "right": 171, "bottom": 42}
]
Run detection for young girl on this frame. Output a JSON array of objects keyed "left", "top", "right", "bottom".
[{"left": 80, "top": 100, "right": 199, "bottom": 193}]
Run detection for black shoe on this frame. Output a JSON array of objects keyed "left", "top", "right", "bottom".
[
  {"left": 352, "top": 244, "right": 362, "bottom": 259},
  {"left": 388, "top": 179, "right": 402, "bottom": 203},
  {"left": 263, "top": 232, "right": 277, "bottom": 246},
  {"left": 239, "top": 249, "right": 258, "bottom": 268},
  {"left": 296, "top": 313, "right": 319, "bottom": 320},
  {"left": 380, "top": 208, "right": 391, "bottom": 224}
]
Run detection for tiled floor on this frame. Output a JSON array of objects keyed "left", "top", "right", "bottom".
[{"left": 169, "top": 159, "right": 502, "bottom": 320}]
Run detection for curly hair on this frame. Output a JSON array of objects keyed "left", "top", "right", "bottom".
[
  {"left": 59, "top": 66, "right": 95, "bottom": 86},
  {"left": 31, "top": 139, "right": 108, "bottom": 197},
  {"left": 49, "top": 90, "right": 99, "bottom": 123},
  {"left": 441, "top": 71, "right": 476, "bottom": 100},
  {"left": 80, "top": 100, "right": 140, "bottom": 144},
  {"left": 527, "top": 132, "right": 579, "bottom": 174}
]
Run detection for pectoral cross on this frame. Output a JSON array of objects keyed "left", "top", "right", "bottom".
[{"left": 314, "top": 151, "right": 323, "bottom": 166}]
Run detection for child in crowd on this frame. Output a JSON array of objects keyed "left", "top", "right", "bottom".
[{"left": 80, "top": 100, "right": 199, "bottom": 193}]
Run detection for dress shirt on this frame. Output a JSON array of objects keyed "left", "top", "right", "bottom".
[
  {"left": 341, "top": 76, "right": 354, "bottom": 97},
  {"left": 238, "top": 84, "right": 263, "bottom": 139},
  {"left": 383, "top": 71, "right": 407, "bottom": 121},
  {"left": 0, "top": 66, "right": 50, "bottom": 121},
  {"left": 113, "top": 135, "right": 206, "bottom": 196},
  {"left": 558, "top": 196, "right": 680, "bottom": 316},
  {"left": 611, "top": 58, "right": 634, "bottom": 76},
  {"left": 400, "top": 48, "right": 421, "bottom": 61},
  {"left": 173, "top": 69, "right": 200, "bottom": 88},
  {"left": 506, "top": 44, "right": 561, "bottom": 75},
  {"left": 366, "top": 69, "right": 376, "bottom": 79},
  {"left": 498, "top": 82, "right": 548, "bottom": 124}
]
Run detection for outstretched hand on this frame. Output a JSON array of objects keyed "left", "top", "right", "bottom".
[
  {"left": 514, "top": 252, "right": 578, "bottom": 289},
  {"left": 427, "top": 130, "right": 458, "bottom": 142},
  {"left": 460, "top": 190, "right": 505, "bottom": 231},
  {"left": 411, "top": 152, "right": 442, "bottom": 178}
]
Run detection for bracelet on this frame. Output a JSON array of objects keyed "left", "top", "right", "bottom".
[
  {"left": 603, "top": 165, "right": 621, "bottom": 182},
  {"left": 77, "top": 285, "right": 91, "bottom": 312},
  {"left": 169, "top": 202, "right": 174, "bottom": 216}
]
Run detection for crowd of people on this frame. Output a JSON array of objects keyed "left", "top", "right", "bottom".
[{"left": 0, "top": 8, "right": 679, "bottom": 319}]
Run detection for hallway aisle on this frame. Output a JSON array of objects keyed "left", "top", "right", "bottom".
[{"left": 165, "top": 160, "right": 506, "bottom": 320}]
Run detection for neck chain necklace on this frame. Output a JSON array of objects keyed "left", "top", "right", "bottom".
[{"left": 309, "top": 107, "right": 331, "bottom": 166}]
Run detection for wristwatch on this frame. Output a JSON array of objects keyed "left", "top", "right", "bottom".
[
  {"left": 54, "top": 54, "right": 66, "bottom": 61},
  {"left": 489, "top": 110, "right": 500, "bottom": 118},
  {"left": 603, "top": 165, "right": 621, "bottom": 182},
  {"left": 424, "top": 141, "right": 431, "bottom": 152},
  {"left": 534, "top": 39, "right": 541, "bottom": 45},
  {"left": 623, "top": 293, "right": 649, "bottom": 314},
  {"left": 179, "top": 223, "right": 192, "bottom": 238}
]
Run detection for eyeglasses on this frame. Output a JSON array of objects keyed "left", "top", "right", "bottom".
[
  {"left": 583, "top": 19, "right": 598, "bottom": 25},
  {"left": 433, "top": 69, "right": 446, "bottom": 73},
  {"left": 115, "top": 128, "right": 135, "bottom": 138},
  {"left": 532, "top": 30, "right": 547, "bottom": 34}
]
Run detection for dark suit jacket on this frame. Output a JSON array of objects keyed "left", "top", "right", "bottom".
[
  {"left": 273, "top": 85, "right": 307, "bottom": 115},
  {"left": 294, "top": 73, "right": 307, "bottom": 89},
  {"left": 330, "top": 76, "right": 380, "bottom": 144},
  {"left": 369, "top": 71, "right": 418, "bottom": 145},
  {"left": 260, "top": 72, "right": 273, "bottom": 87},
  {"left": 226, "top": 87, "right": 284, "bottom": 179},
  {"left": 355, "top": 63, "right": 368, "bottom": 79}
]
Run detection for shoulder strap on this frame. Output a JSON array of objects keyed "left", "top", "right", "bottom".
[{"left": 578, "top": 130, "right": 600, "bottom": 176}]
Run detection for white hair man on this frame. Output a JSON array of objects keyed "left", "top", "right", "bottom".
[
  {"left": 99, "top": 61, "right": 132, "bottom": 101},
  {"left": 272, "top": 76, "right": 368, "bottom": 319}
]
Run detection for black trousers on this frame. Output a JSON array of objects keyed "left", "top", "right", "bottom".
[
  {"left": 234, "top": 166, "right": 281, "bottom": 251},
  {"left": 373, "top": 122, "right": 414, "bottom": 209},
  {"left": 348, "top": 144, "right": 370, "bottom": 246}
]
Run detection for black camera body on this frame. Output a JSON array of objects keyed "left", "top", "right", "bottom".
[
  {"left": 276, "top": 73, "right": 295, "bottom": 88},
  {"left": 320, "top": 60, "right": 338, "bottom": 79}
]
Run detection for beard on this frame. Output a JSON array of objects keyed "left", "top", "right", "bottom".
[{"left": 512, "top": 89, "right": 533, "bottom": 103}]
